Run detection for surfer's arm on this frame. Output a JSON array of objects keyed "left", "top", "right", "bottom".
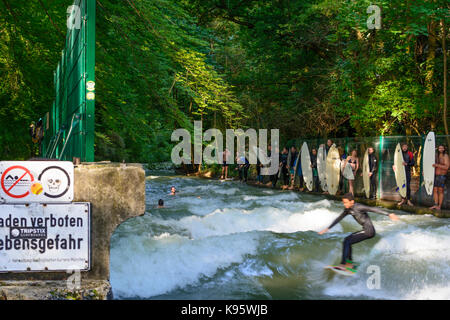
[
  {"left": 358, "top": 204, "right": 399, "bottom": 220},
  {"left": 318, "top": 211, "right": 348, "bottom": 235},
  {"left": 328, "top": 211, "right": 348, "bottom": 229}
]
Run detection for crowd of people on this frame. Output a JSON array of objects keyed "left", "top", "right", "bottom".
[
  {"left": 218, "top": 139, "right": 449, "bottom": 210},
  {"left": 156, "top": 140, "right": 449, "bottom": 211}
]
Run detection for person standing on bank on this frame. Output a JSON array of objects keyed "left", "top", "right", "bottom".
[
  {"left": 288, "top": 146, "right": 298, "bottom": 190},
  {"left": 280, "top": 147, "right": 290, "bottom": 189},
  {"left": 310, "top": 148, "right": 320, "bottom": 192},
  {"left": 368, "top": 147, "right": 378, "bottom": 199},
  {"left": 430, "top": 145, "right": 449, "bottom": 210},
  {"left": 345, "top": 150, "right": 359, "bottom": 196},
  {"left": 220, "top": 148, "right": 231, "bottom": 180},
  {"left": 397, "top": 143, "right": 415, "bottom": 206}
]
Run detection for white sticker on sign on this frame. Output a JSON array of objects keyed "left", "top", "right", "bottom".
[
  {"left": 0, "top": 202, "right": 90, "bottom": 272},
  {"left": 0, "top": 161, "right": 74, "bottom": 203}
]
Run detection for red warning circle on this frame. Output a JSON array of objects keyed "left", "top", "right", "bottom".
[{"left": 1, "top": 166, "right": 34, "bottom": 199}]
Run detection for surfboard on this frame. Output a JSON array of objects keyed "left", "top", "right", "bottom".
[
  {"left": 393, "top": 143, "right": 407, "bottom": 198},
  {"left": 423, "top": 132, "right": 435, "bottom": 196},
  {"left": 324, "top": 265, "right": 357, "bottom": 276},
  {"left": 343, "top": 162, "right": 354, "bottom": 180},
  {"left": 301, "top": 142, "right": 313, "bottom": 191},
  {"left": 326, "top": 144, "right": 341, "bottom": 195},
  {"left": 317, "top": 145, "right": 327, "bottom": 192},
  {"left": 362, "top": 149, "right": 370, "bottom": 198}
]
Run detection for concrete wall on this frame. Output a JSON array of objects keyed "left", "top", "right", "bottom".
[{"left": 0, "top": 163, "right": 146, "bottom": 282}]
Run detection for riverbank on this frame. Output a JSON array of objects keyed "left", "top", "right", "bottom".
[{"left": 189, "top": 168, "right": 450, "bottom": 218}]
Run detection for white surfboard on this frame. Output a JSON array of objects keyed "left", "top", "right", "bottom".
[
  {"left": 343, "top": 162, "right": 354, "bottom": 180},
  {"left": 301, "top": 142, "right": 313, "bottom": 191},
  {"left": 423, "top": 132, "right": 435, "bottom": 196},
  {"left": 362, "top": 149, "right": 370, "bottom": 198},
  {"left": 393, "top": 143, "right": 407, "bottom": 198},
  {"left": 317, "top": 145, "right": 327, "bottom": 192},
  {"left": 326, "top": 144, "right": 341, "bottom": 195}
]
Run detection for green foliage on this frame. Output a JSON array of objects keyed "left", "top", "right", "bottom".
[{"left": 0, "top": 0, "right": 448, "bottom": 162}]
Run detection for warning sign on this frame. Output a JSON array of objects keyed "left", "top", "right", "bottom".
[
  {"left": 0, "top": 162, "right": 74, "bottom": 204},
  {"left": 0, "top": 202, "right": 90, "bottom": 272}
]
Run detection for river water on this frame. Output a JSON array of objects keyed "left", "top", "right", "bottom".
[{"left": 110, "top": 173, "right": 450, "bottom": 300}]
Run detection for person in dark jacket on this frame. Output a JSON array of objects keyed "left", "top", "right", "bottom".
[
  {"left": 310, "top": 148, "right": 320, "bottom": 192},
  {"left": 279, "top": 147, "right": 290, "bottom": 189},
  {"left": 397, "top": 143, "right": 415, "bottom": 206},
  {"left": 318, "top": 193, "right": 399, "bottom": 271},
  {"left": 288, "top": 146, "right": 298, "bottom": 189},
  {"left": 367, "top": 147, "right": 378, "bottom": 199}
]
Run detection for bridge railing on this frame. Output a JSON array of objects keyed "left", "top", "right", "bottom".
[{"left": 42, "top": 0, "right": 95, "bottom": 162}]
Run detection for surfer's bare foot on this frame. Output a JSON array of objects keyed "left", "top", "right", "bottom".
[
  {"left": 397, "top": 199, "right": 406, "bottom": 206},
  {"left": 407, "top": 200, "right": 413, "bottom": 206},
  {"left": 429, "top": 205, "right": 438, "bottom": 210}
]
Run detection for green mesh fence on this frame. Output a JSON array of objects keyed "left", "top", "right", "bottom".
[
  {"left": 285, "top": 135, "right": 450, "bottom": 209},
  {"left": 42, "top": 0, "right": 96, "bottom": 162}
]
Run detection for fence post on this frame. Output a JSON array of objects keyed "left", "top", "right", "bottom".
[{"left": 377, "top": 135, "right": 384, "bottom": 199}]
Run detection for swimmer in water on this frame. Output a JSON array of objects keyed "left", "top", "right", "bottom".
[
  {"left": 157, "top": 199, "right": 165, "bottom": 208},
  {"left": 170, "top": 186, "right": 176, "bottom": 195}
]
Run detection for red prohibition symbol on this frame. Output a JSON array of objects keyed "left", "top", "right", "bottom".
[{"left": 1, "top": 166, "right": 34, "bottom": 199}]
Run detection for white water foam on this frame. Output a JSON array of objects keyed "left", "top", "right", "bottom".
[
  {"left": 158, "top": 205, "right": 343, "bottom": 239},
  {"left": 111, "top": 232, "right": 260, "bottom": 299}
]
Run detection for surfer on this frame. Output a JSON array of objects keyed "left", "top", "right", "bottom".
[
  {"left": 430, "top": 145, "right": 449, "bottom": 210},
  {"left": 280, "top": 147, "right": 290, "bottom": 189},
  {"left": 236, "top": 153, "right": 250, "bottom": 183},
  {"left": 318, "top": 193, "right": 399, "bottom": 270},
  {"left": 367, "top": 147, "right": 378, "bottom": 199},
  {"left": 256, "top": 157, "right": 263, "bottom": 184},
  {"left": 220, "top": 148, "right": 231, "bottom": 180},
  {"left": 344, "top": 150, "right": 359, "bottom": 195},
  {"left": 396, "top": 143, "right": 415, "bottom": 206},
  {"left": 269, "top": 146, "right": 280, "bottom": 188},
  {"left": 310, "top": 148, "right": 320, "bottom": 192},
  {"left": 288, "top": 146, "right": 298, "bottom": 190},
  {"left": 337, "top": 146, "right": 346, "bottom": 195},
  {"left": 325, "top": 139, "right": 333, "bottom": 155}
]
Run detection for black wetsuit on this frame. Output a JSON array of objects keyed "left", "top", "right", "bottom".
[
  {"left": 402, "top": 150, "right": 415, "bottom": 200},
  {"left": 368, "top": 152, "right": 378, "bottom": 198},
  {"left": 238, "top": 157, "right": 250, "bottom": 182},
  {"left": 280, "top": 152, "right": 289, "bottom": 185},
  {"left": 269, "top": 151, "right": 280, "bottom": 187},
  {"left": 310, "top": 154, "right": 319, "bottom": 192},
  {"left": 327, "top": 203, "right": 390, "bottom": 265}
]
